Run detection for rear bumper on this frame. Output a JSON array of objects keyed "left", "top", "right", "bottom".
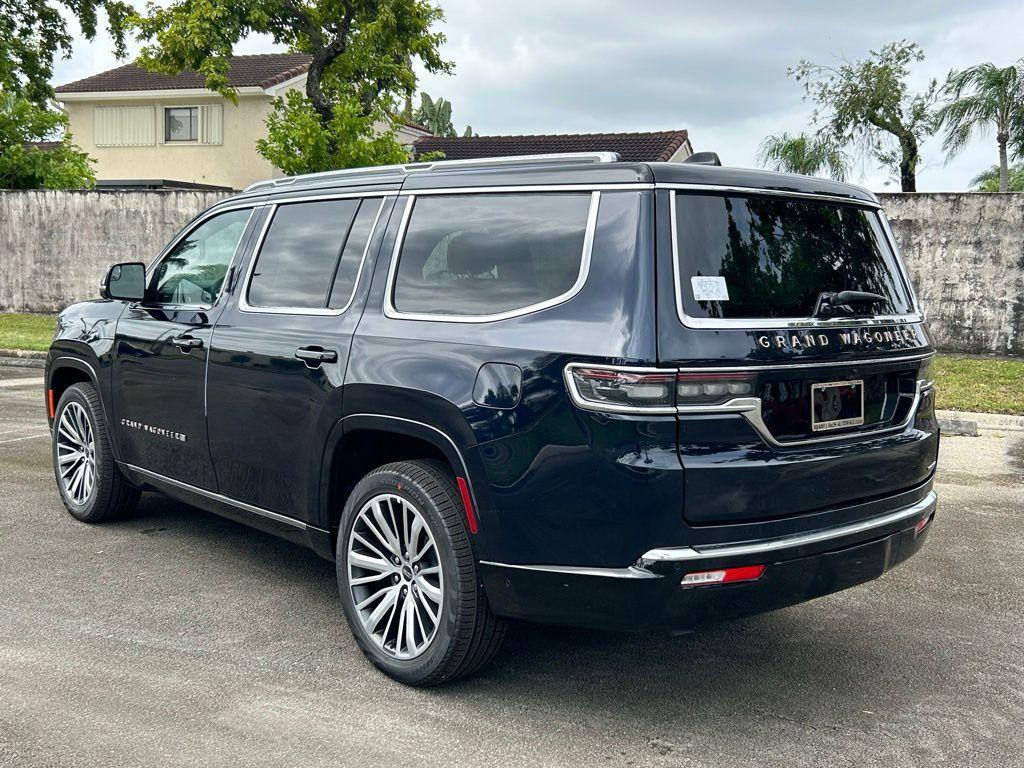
[{"left": 480, "top": 490, "right": 936, "bottom": 632}]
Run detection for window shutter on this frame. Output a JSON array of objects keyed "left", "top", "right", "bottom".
[
  {"left": 199, "top": 104, "right": 223, "bottom": 145},
  {"left": 94, "top": 107, "right": 155, "bottom": 146}
]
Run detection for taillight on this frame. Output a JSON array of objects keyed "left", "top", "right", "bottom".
[
  {"left": 566, "top": 364, "right": 757, "bottom": 413},
  {"left": 675, "top": 372, "right": 756, "bottom": 405},
  {"left": 567, "top": 367, "right": 677, "bottom": 412}
]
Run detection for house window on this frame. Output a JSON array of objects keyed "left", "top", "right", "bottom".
[{"left": 165, "top": 107, "right": 198, "bottom": 142}]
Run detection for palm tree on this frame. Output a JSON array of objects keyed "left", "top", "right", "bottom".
[
  {"left": 970, "top": 164, "right": 1024, "bottom": 192},
  {"left": 936, "top": 61, "right": 1024, "bottom": 192},
  {"left": 756, "top": 132, "right": 849, "bottom": 179}
]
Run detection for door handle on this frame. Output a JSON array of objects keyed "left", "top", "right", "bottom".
[
  {"left": 295, "top": 346, "right": 338, "bottom": 368},
  {"left": 172, "top": 335, "right": 204, "bottom": 353}
]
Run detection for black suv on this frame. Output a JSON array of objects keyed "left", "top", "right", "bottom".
[{"left": 46, "top": 153, "right": 939, "bottom": 685}]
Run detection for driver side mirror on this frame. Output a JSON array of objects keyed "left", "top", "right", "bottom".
[{"left": 101, "top": 262, "right": 146, "bottom": 302}]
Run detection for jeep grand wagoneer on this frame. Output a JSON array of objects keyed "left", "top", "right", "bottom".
[{"left": 46, "top": 152, "right": 938, "bottom": 685}]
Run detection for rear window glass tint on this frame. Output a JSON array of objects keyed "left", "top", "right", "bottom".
[
  {"left": 391, "top": 193, "right": 592, "bottom": 317},
  {"left": 327, "top": 199, "right": 381, "bottom": 310},
  {"left": 247, "top": 199, "right": 359, "bottom": 309},
  {"left": 674, "top": 194, "right": 913, "bottom": 320}
]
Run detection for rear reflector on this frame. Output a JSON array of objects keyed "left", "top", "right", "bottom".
[
  {"left": 914, "top": 514, "right": 932, "bottom": 536},
  {"left": 456, "top": 476, "right": 479, "bottom": 534},
  {"left": 681, "top": 564, "right": 765, "bottom": 587}
]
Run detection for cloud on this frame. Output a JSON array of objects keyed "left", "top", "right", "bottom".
[{"left": 52, "top": 0, "right": 1024, "bottom": 190}]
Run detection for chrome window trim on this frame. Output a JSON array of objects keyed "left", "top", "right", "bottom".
[
  {"left": 238, "top": 196, "right": 388, "bottom": 316},
  {"left": 640, "top": 490, "right": 937, "bottom": 564},
  {"left": 399, "top": 183, "right": 652, "bottom": 195},
  {"left": 668, "top": 189, "right": 923, "bottom": 331},
  {"left": 657, "top": 182, "right": 882, "bottom": 208},
  {"left": 563, "top": 362, "right": 677, "bottom": 415},
  {"left": 120, "top": 462, "right": 308, "bottom": 530},
  {"left": 383, "top": 190, "right": 601, "bottom": 324}
]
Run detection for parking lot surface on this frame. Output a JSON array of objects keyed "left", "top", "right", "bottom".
[{"left": 1, "top": 365, "right": 1022, "bottom": 767}]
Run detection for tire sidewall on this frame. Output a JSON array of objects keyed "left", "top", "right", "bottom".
[
  {"left": 337, "top": 466, "right": 466, "bottom": 684},
  {"left": 52, "top": 386, "right": 102, "bottom": 518}
]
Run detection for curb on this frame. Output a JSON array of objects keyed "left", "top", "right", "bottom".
[
  {"left": 0, "top": 351, "right": 45, "bottom": 369},
  {"left": 937, "top": 410, "right": 1024, "bottom": 434}
]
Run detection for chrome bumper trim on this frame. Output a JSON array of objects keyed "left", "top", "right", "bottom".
[
  {"left": 478, "top": 561, "right": 661, "bottom": 580},
  {"left": 640, "top": 490, "right": 937, "bottom": 564}
]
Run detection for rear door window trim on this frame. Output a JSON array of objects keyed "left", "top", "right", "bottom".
[{"left": 237, "top": 195, "right": 388, "bottom": 316}]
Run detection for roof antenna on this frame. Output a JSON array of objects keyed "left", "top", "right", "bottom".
[{"left": 683, "top": 151, "right": 722, "bottom": 166}]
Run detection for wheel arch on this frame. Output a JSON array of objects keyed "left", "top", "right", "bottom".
[
  {"left": 319, "top": 414, "right": 489, "bottom": 559},
  {"left": 46, "top": 355, "right": 121, "bottom": 460}
]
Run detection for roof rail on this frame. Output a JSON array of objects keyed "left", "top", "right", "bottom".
[{"left": 242, "top": 151, "right": 621, "bottom": 193}]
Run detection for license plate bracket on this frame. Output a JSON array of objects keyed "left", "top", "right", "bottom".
[{"left": 810, "top": 379, "right": 865, "bottom": 432}]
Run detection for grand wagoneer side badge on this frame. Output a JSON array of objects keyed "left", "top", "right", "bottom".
[
  {"left": 756, "top": 325, "right": 920, "bottom": 351},
  {"left": 120, "top": 418, "right": 187, "bottom": 443}
]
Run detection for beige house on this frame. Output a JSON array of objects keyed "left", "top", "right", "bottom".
[{"left": 55, "top": 53, "right": 431, "bottom": 190}]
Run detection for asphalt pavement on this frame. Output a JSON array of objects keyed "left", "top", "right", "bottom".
[{"left": 1, "top": 365, "right": 1022, "bottom": 767}]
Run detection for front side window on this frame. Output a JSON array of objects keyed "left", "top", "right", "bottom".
[
  {"left": 391, "top": 193, "right": 593, "bottom": 317},
  {"left": 674, "top": 193, "right": 913, "bottom": 321},
  {"left": 147, "top": 209, "right": 251, "bottom": 306},
  {"left": 165, "top": 107, "right": 198, "bottom": 142},
  {"left": 246, "top": 199, "right": 365, "bottom": 310}
]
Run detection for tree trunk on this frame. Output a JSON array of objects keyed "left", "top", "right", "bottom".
[
  {"left": 899, "top": 133, "right": 918, "bottom": 193},
  {"left": 305, "top": 59, "right": 338, "bottom": 155},
  {"left": 998, "top": 134, "right": 1009, "bottom": 193}
]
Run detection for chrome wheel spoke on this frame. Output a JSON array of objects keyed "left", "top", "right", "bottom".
[
  {"left": 348, "top": 492, "right": 444, "bottom": 660},
  {"left": 55, "top": 402, "right": 96, "bottom": 506}
]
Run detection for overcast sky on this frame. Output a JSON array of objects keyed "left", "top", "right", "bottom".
[{"left": 55, "top": 0, "right": 1024, "bottom": 191}]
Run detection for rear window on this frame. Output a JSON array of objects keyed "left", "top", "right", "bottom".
[
  {"left": 674, "top": 193, "right": 913, "bottom": 321},
  {"left": 391, "top": 193, "right": 593, "bottom": 317}
]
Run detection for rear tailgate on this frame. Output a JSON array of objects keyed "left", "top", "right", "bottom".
[{"left": 656, "top": 184, "right": 939, "bottom": 526}]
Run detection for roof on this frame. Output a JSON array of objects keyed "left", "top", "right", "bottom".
[
  {"left": 55, "top": 53, "right": 312, "bottom": 94},
  {"left": 413, "top": 130, "right": 690, "bottom": 163}
]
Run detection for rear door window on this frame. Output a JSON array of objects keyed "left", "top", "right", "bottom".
[
  {"left": 391, "top": 193, "right": 594, "bottom": 318},
  {"left": 246, "top": 198, "right": 364, "bottom": 310},
  {"left": 673, "top": 193, "right": 913, "bottom": 321}
]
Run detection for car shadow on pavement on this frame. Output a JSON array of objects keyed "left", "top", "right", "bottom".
[{"left": 126, "top": 491, "right": 917, "bottom": 722}]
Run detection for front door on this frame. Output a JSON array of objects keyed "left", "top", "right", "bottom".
[
  {"left": 206, "top": 194, "right": 394, "bottom": 521},
  {"left": 112, "top": 206, "right": 257, "bottom": 490}
]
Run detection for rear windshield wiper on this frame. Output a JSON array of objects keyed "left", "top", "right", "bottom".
[{"left": 813, "top": 290, "right": 887, "bottom": 319}]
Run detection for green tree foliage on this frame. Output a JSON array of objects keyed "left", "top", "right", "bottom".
[
  {"left": 970, "top": 164, "right": 1024, "bottom": 192},
  {"left": 131, "top": 0, "right": 452, "bottom": 173},
  {"left": 936, "top": 61, "right": 1024, "bottom": 193},
  {"left": 413, "top": 91, "right": 474, "bottom": 137},
  {"left": 0, "top": 0, "right": 130, "bottom": 105},
  {"left": 0, "top": 94, "right": 95, "bottom": 188},
  {"left": 757, "top": 132, "right": 849, "bottom": 180},
  {"left": 790, "top": 41, "right": 939, "bottom": 192}
]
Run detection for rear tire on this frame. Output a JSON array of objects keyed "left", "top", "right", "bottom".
[
  {"left": 336, "top": 460, "right": 506, "bottom": 685},
  {"left": 52, "top": 382, "right": 140, "bottom": 523}
]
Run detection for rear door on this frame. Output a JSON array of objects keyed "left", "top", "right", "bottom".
[
  {"left": 205, "top": 192, "right": 394, "bottom": 521},
  {"left": 657, "top": 187, "right": 938, "bottom": 525}
]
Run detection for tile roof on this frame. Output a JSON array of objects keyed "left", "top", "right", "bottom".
[
  {"left": 55, "top": 53, "right": 312, "bottom": 94},
  {"left": 413, "top": 129, "right": 690, "bottom": 163}
]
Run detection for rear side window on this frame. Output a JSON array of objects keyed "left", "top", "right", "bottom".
[
  {"left": 674, "top": 193, "right": 913, "bottom": 321},
  {"left": 247, "top": 198, "right": 380, "bottom": 310},
  {"left": 391, "top": 193, "right": 593, "bottom": 317}
]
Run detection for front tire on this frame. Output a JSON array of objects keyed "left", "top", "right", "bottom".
[
  {"left": 52, "top": 382, "right": 140, "bottom": 523},
  {"left": 337, "top": 460, "right": 506, "bottom": 686}
]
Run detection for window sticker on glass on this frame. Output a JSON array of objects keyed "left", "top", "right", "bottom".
[{"left": 691, "top": 275, "right": 730, "bottom": 302}]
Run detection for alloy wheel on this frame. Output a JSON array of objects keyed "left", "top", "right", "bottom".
[
  {"left": 56, "top": 401, "right": 97, "bottom": 506},
  {"left": 347, "top": 493, "right": 444, "bottom": 660}
]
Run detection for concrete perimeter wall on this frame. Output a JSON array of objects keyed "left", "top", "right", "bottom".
[
  {"left": 0, "top": 189, "right": 230, "bottom": 314},
  {"left": 0, "top": 189, "right": 1021, "bottom": 355},
  {"left": 879, "top": 193, "right": 1024, "bottom": 356}
]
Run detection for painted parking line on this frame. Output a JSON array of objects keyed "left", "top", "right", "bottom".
[{"left": 0, "top": 433, "right": 49, "bottom": 445}]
